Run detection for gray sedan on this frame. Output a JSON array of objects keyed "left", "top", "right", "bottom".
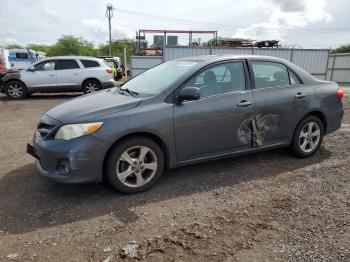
[{"left": 27, "top": 55, "right": 344, "bottom": 193}]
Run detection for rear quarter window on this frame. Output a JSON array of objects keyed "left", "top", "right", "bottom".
[
  {"left": 101, "top": 60, "right": 112, "bottom": 68},
  {"left": 81, "top": 59, "right": 101, "bottom": 68},
  {"left": 289, "top": 69, "right": 302, "bottom": 85}
]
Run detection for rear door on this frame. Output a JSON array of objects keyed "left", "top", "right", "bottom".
[
  {"left": 21, "top": 60, "right": 57, "bottom": 89},
  {"left": 55, "top": 59, "right": 83, "bottom": 90},
  {"left": 173, "top": 60, "right": 255, "bottom": 161},
  {"left": 248, "top": 60, "right": 310, "bottom": 146}
]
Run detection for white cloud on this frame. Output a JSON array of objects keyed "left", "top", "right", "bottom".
[
  {"left": 0, "top": 27, "right": 18, "bottom": 47},
  {"left": 43, "top": 8, "right": 61, "bottom": 23},
  {"left": 0, "top": 0, "right": 348, "bottom": 48},
  {"left": 269, "top": 0, "right": 307, "bottom": 12},
  {"left": 82, "top": 18, "right": 133, "bottom": 43},
  {"left": 234, "top": 0, "right": 332, "bottom": 40},
  {"left": 3, "top": 38, "right": 20, "bottom": 46},
  {"left": 0, "top": 26, "right": 16, "bottom": 37}
]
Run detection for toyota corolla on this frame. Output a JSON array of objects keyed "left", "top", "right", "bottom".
[{"left": 27, "top": 55, "right": 344, "bottom": 193}]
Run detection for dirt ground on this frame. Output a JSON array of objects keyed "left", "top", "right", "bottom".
[{"left": 0, "top": 87, "right": 349, "bottom": 262}]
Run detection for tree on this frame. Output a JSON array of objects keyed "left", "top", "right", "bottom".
[
  {"left": 6, "top": 44, "right": 23, "bottom": 49},
  {"left": 27, "top": 44, "right": 50, "bottom": 53},
  {"left": 46, "top": 35, "right": 97, "bottom": 56},
  {"left": 4, "top": 36, "right": 137, "bottom": 59},
  {"left": 97, "top": 39, "right": 137, "bottom": 62},
  {"left": 331, "top": 44, "right": 350, "bottom": 54}
]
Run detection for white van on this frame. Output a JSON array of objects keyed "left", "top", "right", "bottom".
[
  {"left": 8, "top": 49, "right": 39, "bottom": 70},
  {"left": 0, "top": 48, "right": 10, "bottom": 72}
]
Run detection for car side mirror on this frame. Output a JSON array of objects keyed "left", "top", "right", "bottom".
[
  {"left": 27, "top": 67, "right": 35, "bottom": 72},
  {"left": 177, "top": 87, "right": 200, "bottom": 103}
]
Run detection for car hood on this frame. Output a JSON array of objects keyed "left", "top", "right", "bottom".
[
  {"left": 46, "top": 88, "right": 143, "bottom": 123},
  {"left": 0, "top": 69, "right": 21, "bottom": 82}
]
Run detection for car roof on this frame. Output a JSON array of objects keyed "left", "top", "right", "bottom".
[
  {"left": 42, "top": 56, "right": 102, "bottom": 61},
  {"left": 176, "top": 54, "right": 288, "bottom": 63},
  {"left": 175, "top": 54, "right": 319, "bottom": 84}
]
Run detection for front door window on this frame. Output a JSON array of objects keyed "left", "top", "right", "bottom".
[
  {"left": 183, "top": 61, "right": 246, "bottom": 97},
  {"left": 34, "top": 61, "right": 55, "bottom": 71}
]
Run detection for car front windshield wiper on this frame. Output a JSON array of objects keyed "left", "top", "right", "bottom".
[{"left": 118, "top": 87, "right": 139, "bottom": 96}]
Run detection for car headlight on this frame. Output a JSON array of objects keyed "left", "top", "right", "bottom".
[{"left": 54, "top": 122, "right": 103, "bottom": 140}]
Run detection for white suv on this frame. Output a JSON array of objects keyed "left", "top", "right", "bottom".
[{"left": 0, "top": 56, "right": 115, "bottom": 99}]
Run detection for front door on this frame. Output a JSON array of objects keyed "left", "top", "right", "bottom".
[
  {"left": 22, "top": 60, "right": 57, "bottom": 90},
  {"left": 248, "top": 60, "right": 310, "bottom": 146},
  {"left": 173, "top": 61, "right": 255, "bottom": 161}
]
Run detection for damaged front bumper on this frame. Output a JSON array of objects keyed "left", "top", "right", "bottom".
[{"left": 28, "top": 132, "right": 110, "bottom": 184}]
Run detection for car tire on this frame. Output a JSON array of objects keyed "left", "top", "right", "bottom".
[
  {"left": 291, "top": 116, "right": 324, "bottom": 158},
  {"left": 5, "top": 81, "right": 28, "bottom": 99},
  {"left": 82, "top": 79, "right": 101, "bottom": 94},
  {"left": 105, "top": 137, "right": 165, "bottom": 194}
]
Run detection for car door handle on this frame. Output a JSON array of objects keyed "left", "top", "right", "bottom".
[
  {"left": 49, "top": 74, "right": 55, "bottom": 77},
  {"left": 73, "top": 73, "right": 79, "bottom": 75},
  {"left": 237, "top": 100, "right": 253, "bottom": 107},
  {"left": 295, "top": 92, "right": 307, "bottom": 99}
]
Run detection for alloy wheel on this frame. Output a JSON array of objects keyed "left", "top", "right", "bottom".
[
  {"left": 116, "top": 146, "right": 158, "bottom": 188},
  {"left": 7, "top": 83, "right": 24, "bottom": 98},
  {"left": 85, "top": 82, "right": 99, "bottom": 93},
  {"left": 299, "top": 121, "right": 321, "bottom": 153}
]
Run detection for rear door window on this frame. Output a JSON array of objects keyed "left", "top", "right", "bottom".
[
  {"left": 251, "top": 61, "right": 290, "bottom": 89},
  {"left": 81, "top": 59, "right": 101, "bottom": 68},
  {"left": 55, "top": 59, "right": 80, "bottom": 70}
]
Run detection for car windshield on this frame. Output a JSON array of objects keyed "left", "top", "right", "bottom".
[{"left": 121, "top": 60, "right": 199, "bottom": 95}]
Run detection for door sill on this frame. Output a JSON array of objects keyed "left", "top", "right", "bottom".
[{"left": 178, "top": 142, "right": 288, "bottom": 165}]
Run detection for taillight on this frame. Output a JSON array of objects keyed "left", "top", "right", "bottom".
[
  {"left": 106, "top": 69, "right": 113, "bottom": 74},
  {"left": 336, "top": 88, "right": 345, "bottom": 101}
]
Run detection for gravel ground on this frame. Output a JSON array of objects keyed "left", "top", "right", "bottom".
[{"left": 0, "top": 87, "right": 349, "bottom": 262}]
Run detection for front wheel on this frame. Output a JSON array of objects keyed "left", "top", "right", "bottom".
[
  {"left": 5, "top": 81, "right": 28, "bottom": 99},
  {"left": 291, "top": 116, "right": 324, "bottom": 158},
  {"left": 105, "top": 137, "right": 164, "bottom": 194}
]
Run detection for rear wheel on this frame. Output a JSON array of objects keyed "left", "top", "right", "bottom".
[
  {"left": 83, "top": 79, "right": 101, "bottom": 94},
  {"left": 5, "top": 81, "right": 28, "bottom": 99},
  {"left": 291, "top": 116, "right": 324, "bottom": 158},
  {"left": 105, "top": 137, "right": 164, "bottom": 194}
]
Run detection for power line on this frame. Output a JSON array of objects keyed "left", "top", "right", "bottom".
[{"left": 116, "top": 8, "right": 350, "bottom": 33}]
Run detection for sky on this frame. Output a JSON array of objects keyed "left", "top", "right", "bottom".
[{"left": 0, "top": 0, "right": 350, "bottom": 48}]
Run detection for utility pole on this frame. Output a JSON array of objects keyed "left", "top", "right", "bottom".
[
  {"left": 105, "top": 4, "right": 115, "bottom": 56},
  {"left": 124, "top": 47, "right": 128, "bottom": 80}
]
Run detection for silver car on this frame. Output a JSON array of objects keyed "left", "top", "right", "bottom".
[{"left": 0, "top": 56, "right": 115, "bottom": 99}]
